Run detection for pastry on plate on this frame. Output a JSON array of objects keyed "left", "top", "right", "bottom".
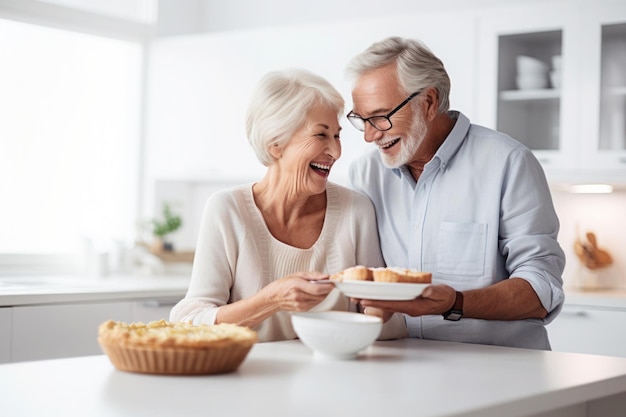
[
  {"left": 372, "top": 267, "right": 432, "bottom": 283},
  {"left": 330, "top": 266, "right": 431, "bottom": 284},
  {"left": 340, "top": 265, "right": 373, "bottom": 281}
]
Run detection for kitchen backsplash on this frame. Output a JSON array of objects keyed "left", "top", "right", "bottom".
[
  {"left": 551, "top": 188, "right": 626, "bottom": 290},
  {"left": 154, "top": 180, "right": 626, "bottom": 291}
]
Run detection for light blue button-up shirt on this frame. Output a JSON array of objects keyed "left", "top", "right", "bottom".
[{"left": 349, "top": 111, "right": 565, "bottom": 350}]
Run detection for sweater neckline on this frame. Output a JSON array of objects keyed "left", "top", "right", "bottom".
[{"left": 242, "top": 182, "right": 341, "bottom": 252}]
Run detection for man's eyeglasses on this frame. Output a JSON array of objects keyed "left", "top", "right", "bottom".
[{"left": 346, "top": 90, "right": 423, "bottom": 132}]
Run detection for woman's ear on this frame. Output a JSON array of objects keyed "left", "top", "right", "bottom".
[{"left": 268, "top": 142, "right": 282, "bottom": 160}]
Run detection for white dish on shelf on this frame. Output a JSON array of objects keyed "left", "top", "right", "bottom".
[
  {"left": 333, "top": 280, "right": 428, "bottom": 300},
  {"left": 550, "top": 70, "right": 561, "bottom": 89},
  {"left": 516, "top": 55, "right": 548, "bottom": 74},
  {"left": 517, "top": 74, "right": 548, "bottom": 90}
]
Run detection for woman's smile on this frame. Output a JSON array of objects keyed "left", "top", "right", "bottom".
[{"left": 310, "top": 161, "right": 332, "bottom": 177}]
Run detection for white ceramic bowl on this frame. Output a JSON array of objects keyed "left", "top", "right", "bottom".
[
  {"left": 516, "top": 55, "right": 548, "bottom": 75},
  {"left": 516, "top": 74, "right": 548, "bottom": 90},
  {"left": 291, "top": 311, "right": 382, "bottom": 360},
  {"left": 551, "top": 55, "right": 562, "bottom": 72}
]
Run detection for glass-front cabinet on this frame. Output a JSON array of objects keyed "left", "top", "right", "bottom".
[
  {"left": 599, "top": 24, "right": 626, "bottom": 151},
  {"left": 496, "top": 31, "right": 562, "bottom": 154},
  {"left": 580, "top": 5, "right": 626, "bottom": 176},
  {"left": 477, "top": 2, "right": 626, "bottom": 184},
  {"left": 477, "top": 6, "right": 580, "bottom": 178}
]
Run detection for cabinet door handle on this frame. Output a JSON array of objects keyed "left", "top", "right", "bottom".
[
  {"left": 560, "top": 310, "right": 588, "bottom": 317},
  {"left": 141, "top": 300, "right": 178, "bottom": 308}
]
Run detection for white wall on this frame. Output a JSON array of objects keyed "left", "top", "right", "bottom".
[
  {"left": 156, "top": 0, "right": 554, "bottom": 35},
  {"left": 144, "top": 11, "right": 478, "bottom": 202}
]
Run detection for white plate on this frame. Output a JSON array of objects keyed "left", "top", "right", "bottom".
[{"left": 333, "top": 280, "right": 428, "bottom": 301}]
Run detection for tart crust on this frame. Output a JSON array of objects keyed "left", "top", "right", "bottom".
[
  {"left": 98, "top": 320, "right": 258, "bottom": 375},
  {"left": 342, "top": 265, "right": 373, "bottom": 281}
]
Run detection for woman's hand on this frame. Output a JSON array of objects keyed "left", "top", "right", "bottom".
[
  {"left": 260, "top": 271, "right": 336, "bottom": 313},
  {"left": 216, "top": 271, "right": 335, "bottom": 329}
]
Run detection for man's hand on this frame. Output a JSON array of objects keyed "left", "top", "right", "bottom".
[
  {"left": 354, "top": 278, "right": 548, "bottom": 320},
  {"left": 355, "top": 284, "right": 457, "bottom": 317}
]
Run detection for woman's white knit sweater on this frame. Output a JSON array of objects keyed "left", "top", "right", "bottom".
[{"left": 170, "top": 182, "right": 405, "bottom": 342}]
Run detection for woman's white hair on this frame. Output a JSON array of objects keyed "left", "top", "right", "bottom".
[
  {"left": 246, "top": 69, "right": 344, "bottom": 166},
  {"left": 345, "top": 36, "right": 450, "bottom": 113}
]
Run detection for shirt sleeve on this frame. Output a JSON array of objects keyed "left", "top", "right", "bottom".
[
  {"left": 170, "top": 191, "right": 240, "bottom": 325},
  {"left": 499, "top": 148, "right": 566, "bottom": 323}
]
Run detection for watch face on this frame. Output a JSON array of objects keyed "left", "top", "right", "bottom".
[{"left": 444, "top": 310, "right": 462, "bottom": 321}]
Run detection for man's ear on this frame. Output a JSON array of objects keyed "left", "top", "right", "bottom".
[
  {"left": 268, "top": 142, "right": 282, "bottom": 160},
  {"left": 423, "top": 88, "right": 440, "bottom": 121}
]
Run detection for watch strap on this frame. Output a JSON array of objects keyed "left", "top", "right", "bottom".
[{"left": 443, "top": 291, "right": 464, "bottom": 321}]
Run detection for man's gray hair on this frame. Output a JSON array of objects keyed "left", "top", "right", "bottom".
[{"left": 345, "top": 36, "right": 450, "bottom": 113}]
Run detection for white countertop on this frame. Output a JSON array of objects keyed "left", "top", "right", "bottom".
[
  {"left": 0, "top": 275, "right": 190, "bottom": 306},
  {"left": 1, "top": 338, "right": 625, "bottom": 417},
  {"left": 563, "top": 287, "right": 626, "bottom": 310}
]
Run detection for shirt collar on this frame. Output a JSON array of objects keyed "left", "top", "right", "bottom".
[{"left": 391, "top": 111, "right": 469, "bottom": 179}]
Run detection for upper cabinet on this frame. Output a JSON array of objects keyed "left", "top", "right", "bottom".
[
  {"left": 477, "top": 1, "right": 626, "bottom": 184},
  {"left": 580, "top": 5, "right": 626, "bottom": 175}
]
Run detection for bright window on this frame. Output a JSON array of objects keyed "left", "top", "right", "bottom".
[
  {"left": 0, "top": 18, "right": 142, "bottom": 258},
  {"left": 40, "top": 0, "right": 157, "bottom": 23}
]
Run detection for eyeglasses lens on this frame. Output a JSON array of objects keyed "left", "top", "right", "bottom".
[{"left": 348, "top": 115, "right": 392, "bottom": 132}]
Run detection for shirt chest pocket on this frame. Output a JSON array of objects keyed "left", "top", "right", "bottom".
[{"left": 437, "top": 222, "right": 487, "bottom": 276}]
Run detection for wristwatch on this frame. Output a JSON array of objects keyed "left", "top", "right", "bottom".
[{"left": 443, "top": 291, "right": 464, "bottom": 321}]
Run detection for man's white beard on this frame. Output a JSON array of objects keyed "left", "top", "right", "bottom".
[{"left": 379, "top": 112, "right": 427, "bottom": 169}]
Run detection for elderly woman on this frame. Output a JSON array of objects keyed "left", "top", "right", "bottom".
[{"left": 170, "top": 69, "right": 403, "bottom": 342}]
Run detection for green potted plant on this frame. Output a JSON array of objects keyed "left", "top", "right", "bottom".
[{"left": 150, "top": 202, "right": 182, "bottom": 252}]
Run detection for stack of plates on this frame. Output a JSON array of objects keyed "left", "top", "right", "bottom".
[
  {"left": 516, "top": 55, "right": 549, "bottom": 90},
  {"left": 550, "top": 55, "right": 562, "bottom": 89}
]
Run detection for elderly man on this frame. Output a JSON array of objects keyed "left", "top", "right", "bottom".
[{"left": 346, "top": 36, "right": 565, "bottom": 349}]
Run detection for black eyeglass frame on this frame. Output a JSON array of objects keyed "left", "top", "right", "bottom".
[{"left": 346, "top": 89, "right": 424, "bottom": 132}]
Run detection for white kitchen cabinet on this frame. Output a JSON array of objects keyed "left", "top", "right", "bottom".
[
  {"left": 9, "top": 298, "right": 183, "bottom": 363},
  {"left": 476, "top": 3, "right": 580, "bottom": 173},
  {"left": 0, "top": 308, "right": 12, "bottom": 364},
  {"left": 579, "top": 4, "right": 626, "bottom": 173},
  {"left": 131, "top": 297, "right": 180, "bottom": 323},
  {"left": 548, "top": 305, "right": 626, "bottom": 357},
  {"left": 476, "top": 1, "right": 626, "bottom": 184},
  {"left": 11, "top": 301, "right": 133, "bottom": 362}
]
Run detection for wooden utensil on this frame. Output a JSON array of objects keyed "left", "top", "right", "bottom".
[{"left": 574, "top": 231, "right": 613, "bottom": 270}]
